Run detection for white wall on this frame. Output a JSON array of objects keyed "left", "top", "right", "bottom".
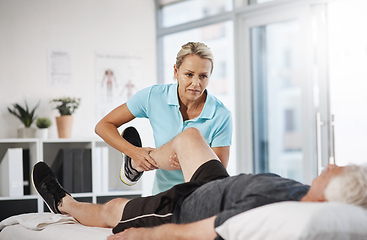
[{"left": 0, "top": 0, "right": 157, "bottom": 139}]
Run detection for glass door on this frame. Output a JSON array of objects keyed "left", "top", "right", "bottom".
[
  {"left": 239, "top": 4, "right": 328, "bottom": 184},
  {"left": 251, "top": 20, "right": 304, "bottom": 181}
]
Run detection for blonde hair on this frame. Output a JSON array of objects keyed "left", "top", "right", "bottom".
[
  {"left": 175, "top": 42, "right": 214, "bottom": 74},
  {"left": 325, "top": 164, "right": 367, "bottom": 209}
]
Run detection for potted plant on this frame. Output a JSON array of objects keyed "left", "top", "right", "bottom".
[
  {"left": 8, "top": 101, "right": 39, "bottom": 138},
  {"left": 35, "top": 117, "right": 52, "bottom": 139},
  {"left": 51, "top": 97, "right": 81, "bottom": 138}
]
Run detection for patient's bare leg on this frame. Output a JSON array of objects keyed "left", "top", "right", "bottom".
[
  {"left": 58, "top": 195, "right": 128, "bottom": 228},
  {"left": 58, "top": 128, "right": 218, "bottom": 227},
  {"left": 149, "top": 127, "right": 219, "bottom": 182}
]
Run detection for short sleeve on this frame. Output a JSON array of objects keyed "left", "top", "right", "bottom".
[
  {"left": 126, "top": 86, "right": 152, "bottom": 118},
  {"left": 211, "top": 113, "right": 232, "bottom": 147}
]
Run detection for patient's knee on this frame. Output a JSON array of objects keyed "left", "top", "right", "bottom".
[
  {"left": 181, "top": 127, "right": 201, "bottom": 139},
  {"left": 174, "top": 128, "right": 203, "bottom": 147},
  {"left": 102, "top": 198, "right": 129, "bottom": 228}
]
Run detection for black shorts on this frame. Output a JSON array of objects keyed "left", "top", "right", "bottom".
[{"left": 112, "top": 159, "right": 229, "bottom": 233}]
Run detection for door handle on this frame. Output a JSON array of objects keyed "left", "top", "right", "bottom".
[
  {"left": 329, "top": 114, "right": 335, "bottom": 164},
  {"left": 316, "top": 112, "right": 324, "bottom": 175}
]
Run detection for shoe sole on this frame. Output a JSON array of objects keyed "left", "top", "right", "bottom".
[
  {"left": 31, "top": 163, "right": 57, "bottom": 214},
  {"left": 120, "top": 127, "right": 142, "bottom": 186},
  {"left": 119, "top": 155, "right": 135, "bottom": 186}
]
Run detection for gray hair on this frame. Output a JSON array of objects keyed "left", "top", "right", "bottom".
[
  {"left": 175, "top": 42, "right": 214, "bottom": 74},
  {"left": 325, "top": 164, "right": 367, "bottom": 208}
]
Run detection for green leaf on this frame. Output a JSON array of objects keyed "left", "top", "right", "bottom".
[{"left": 7, "top": 101, "right": 39, "bottom": 127}]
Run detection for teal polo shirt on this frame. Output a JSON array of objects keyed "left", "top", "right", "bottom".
[{"left": 126, "top": 83, "right": 232, "bottom": 194}]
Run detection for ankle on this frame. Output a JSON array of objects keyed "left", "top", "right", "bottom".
[{"left": 58, "top": 195, "right": 72, "bottom": 214}]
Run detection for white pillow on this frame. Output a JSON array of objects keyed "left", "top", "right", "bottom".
[{"left": 215, "top": 201, "right": 367, "bottom": 240}]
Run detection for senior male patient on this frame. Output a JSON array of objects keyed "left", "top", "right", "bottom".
[{"left": 32, "top": 127, "right": 367, "bottom": 240}]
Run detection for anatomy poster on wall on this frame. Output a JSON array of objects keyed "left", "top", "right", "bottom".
[{"left": 95, "top": 51, "right": 142, "bottom": 122}]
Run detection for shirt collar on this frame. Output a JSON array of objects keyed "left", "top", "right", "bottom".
[
  {"left": 168, "top": 83, "right": 179, "bottom": 106},
  {"left": 200, "top": 91, "right": 216, "bottom": 119},
  {"left": 167, "top": 83, "right": 216, "bottom": 120}
]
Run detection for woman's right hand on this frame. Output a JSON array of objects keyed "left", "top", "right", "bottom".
[{"left": 129, "top": 147, "right": 158, "bottom": 172}]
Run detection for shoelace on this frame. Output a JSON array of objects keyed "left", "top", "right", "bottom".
[{"left": 42, "top": 177, "right": 64, "bottom": 213}]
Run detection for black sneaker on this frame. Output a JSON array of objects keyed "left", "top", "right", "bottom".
[
  {"left": 120, "top": 126, "right": 143, "bottom": 186},
  {"left": 31, "top": 161, "right": 70, "bottom": 214}
]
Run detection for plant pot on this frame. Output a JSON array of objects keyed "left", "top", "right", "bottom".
[
  {"left": 36, "top": 128, "right": 49, "bottom": 139},
  {"left": 56, "top": 115, "right": 73, "bottom": 138},
  {"left": 17, "top": 127, "right": 36, "bottom": 138}
]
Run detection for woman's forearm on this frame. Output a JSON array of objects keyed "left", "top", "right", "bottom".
[{"left": 108, "top": 217, "right": 217, "bottom": 240}]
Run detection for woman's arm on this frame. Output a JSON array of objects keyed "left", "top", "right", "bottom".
[
  {"left": 107, "top": 216, "right": 217, "bottom": 240},
  {"left": 212, "top": 146, "right": 230, "bottom": 168},
  {"left": 95, "top": 103, "right": 157, "bottom": 171}
]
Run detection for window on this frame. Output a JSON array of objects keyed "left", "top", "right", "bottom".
[
  {"left": 161, "top": 22, "right": 233, "bottom": 95},
  {"left": 251, "top": 20, "right": 303, "bottom": 181},
  {"left": 156, "top": 1, "right": 236, "bottom": 174},
  {"left": 328, "top": 0, "right": 367, "bottom": 166},
  {"left": 248, "top": 0, "right": 276, "bottom": 4},
  {"left": 159, "top": 0, "right": 232, "bottom": 28},
  {"left": 156, "top": 0, "right": 361, "bottom": 180}
]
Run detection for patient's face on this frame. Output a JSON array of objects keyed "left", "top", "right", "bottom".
[{"left": 310, "top": 164, "right": 345, "bottom": 201}]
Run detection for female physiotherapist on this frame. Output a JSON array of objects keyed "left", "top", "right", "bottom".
[{"left": 95, "top": 42, "right": 232, "bottom": 194}]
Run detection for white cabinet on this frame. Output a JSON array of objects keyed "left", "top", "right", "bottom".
[{"left": 0, "top": 138, "right": 142, "bottom": 221}]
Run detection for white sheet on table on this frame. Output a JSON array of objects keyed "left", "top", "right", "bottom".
[
  {"left": 0, "top": 213, "right": 112, "bottom": 240},
  {"left": 0, "top": 213, "right": 78, "bottom": 231}
]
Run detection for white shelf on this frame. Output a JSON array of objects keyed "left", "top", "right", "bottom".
[
  {"left": 0, "top": 195, "right": 39, "bottom": 201},
  {"left": 0, "top": 138, "right": 38, "bottom": 143},
  {"left": 41, "top": 138, "right": 102, "bottom": 143},
  {"left": 95, "top": 190, "right": 143, "bottom": 197},
  {"left": 0, "top": 138, "right": 143, "bottom": 219}
]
